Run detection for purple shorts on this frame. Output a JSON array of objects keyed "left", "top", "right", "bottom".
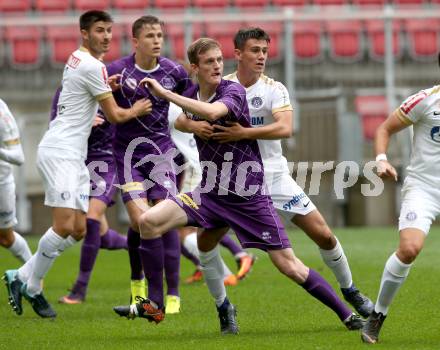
[
  {"left": 171, "top": 191, "right": 291, "bottom": 251},
  {"left": 115, "top": 149, "right": 177, "bottom": 203},
  {"left": 86, "top": 156, "right": 118, "bottom": 207}
]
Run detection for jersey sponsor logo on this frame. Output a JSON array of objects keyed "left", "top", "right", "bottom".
[
  {"left": 160, "top": 77, "right": 176, "bottom": 90},
  {"left": 430, "top": 126, "right": 440, "bottom": 142},
  {"left": 61, "top": 191, "right": 71, "bottom": 200},
  {"left": 283, "top": 192, "right": 307, "bottom": 210},
  {"left": 126, "top": 78, "right": 137, "bottom": 90},
  {"left": 401, "top": 91, "right": 427, "bottom": 114},
  {"left": 251, "top": 116, "right": 264, "bottom": 125},
  {"left": 251, "top": 96, "right": 263, "bottom": 108},
  {"left": 67, "top": 54, "right": 81, "bottom": 69}
]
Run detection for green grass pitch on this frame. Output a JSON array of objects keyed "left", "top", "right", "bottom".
[{"left": 1, "top": 227, "right": 439, "bottom": 350}]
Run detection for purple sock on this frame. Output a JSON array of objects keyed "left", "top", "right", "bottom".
[
  {"left": 127, "top": 228, "right": 144, "bottom": 280},
  {"left": 181, "top": 244, "right": 201, "bottom": 267},
  {"left": 100, "top": 229, "right": 127, "bottom": 250},
  {"left": 74, "top": 218, "right": 101, "bottom": 295},
  {"left": 163, "top": 230, "right": 180, "bottom": 297},
  {"left": 301, "top": 269, "right": 352, "bottom": 322},
  {"left": 139, "top": 237, "right": 164, "bottom": 309},
  {"left": 220, "top": 234, "right": 242, "bottom": 256}
]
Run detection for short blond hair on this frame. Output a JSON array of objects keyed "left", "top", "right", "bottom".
[{"left": 187, "top": 38, "right": 221, "bottom": 65}]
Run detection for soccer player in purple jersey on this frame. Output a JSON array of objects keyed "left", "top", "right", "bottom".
[
  {"left": 47, "top": 87, "right": 128, "bottom": 305},
  {"left": 189, "top": 27, "right": 371, "bottom": 317},
  {"left": 113, "top": 38, "right": 364, "bottom": 333},
  {"left": 3, "top": 10, "right": 151, "bottom": 319},
  {"left": 105, "top": 15, "right": 193, "bottom": 314}
]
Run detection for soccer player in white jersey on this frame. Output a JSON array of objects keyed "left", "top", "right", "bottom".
[
  {"left": 361, "top": 82, "right": 440, "bottom": 343},
  {"left": 3, "top": 10, "right": 152, "bottom": 319},
  {"left": 0, "top": 99, "right": 31, "bottom": 263},
  {"left": 180, "top": 28, "right": 373, "bottom": 317}
]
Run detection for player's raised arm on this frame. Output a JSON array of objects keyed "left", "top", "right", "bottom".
[
  {"left": 141, "top": 77, "right": 228, "bottom": 122},
  {"left": 99, "top": 96, "right": 152, "bottom": 124},
  {"left": 374, "top": 109, "right": 410, "bottom": 181}
]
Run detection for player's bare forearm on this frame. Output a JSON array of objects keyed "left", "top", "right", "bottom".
[
  {"left": 175, "top": 115, "right": 196, "bottom": 133},
  {"left": 100, "top": 96, "right": 152, "bottom": 124},
  {"left": 162, "top": 90, "right": 227, "bottom": 122},
  {"left": 374, "top": 110, "right": 409, "bottom": 156}
]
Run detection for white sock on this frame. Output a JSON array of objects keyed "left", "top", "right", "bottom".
[
  {"left": 375, "top": 252, "right": 412, "bottom": 315},
  {"left": 184, "top": 233, "right": 232, "bottom": 277},
  {"left": 9, "top": 232, "right": 32, "bottom": 263},
  {"left": 25, "top": 228, "right": 65, "bottom": 296},
  {"left": 319, "top": 237, "right": 352, "bottom": 289},
  {"left": 199, "top": 245, "right": 227, "bottom": 307},
  {"left": 57, "top": 236, "right": 78, "bottom": 254},
  {"left": 18, "top": 254, "right": 36, "bottom": 283}
]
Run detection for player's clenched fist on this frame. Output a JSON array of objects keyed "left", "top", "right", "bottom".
[{"left": 131, "top": 98, "right": 153, "bottom": 117}]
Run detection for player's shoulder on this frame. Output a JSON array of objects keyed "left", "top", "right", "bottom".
[
  {"left": 223, "top": 72, "right": 237, "bottom": 82},
  {"left": 260, "top": 74, "right": 286, "bottom": 91},
  {"left": 400, "top": 86, "right": 437, "bottom": 115},
  {"left": 158, "top": 56, "right": 186, "bottom": 73},
  {"left": 221, "top": 79, "right": 246, "bottom": 93}
]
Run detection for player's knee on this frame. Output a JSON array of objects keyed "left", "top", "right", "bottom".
[
  {"left": 0, "top": 232, "right": 14, "bottom": 247},
  {"left": 138, "top": 212, "right": 163, "bottom": 237},
  {"left": 316, "top": 228, "right": 335, "bottom": 250},
  {"left": 398, "top": 243, "right": 422, "bottom": 263}
]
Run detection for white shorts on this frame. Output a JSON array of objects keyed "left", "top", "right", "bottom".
[
  {"left": 37, "top": 148, "right": 90, "bottom": 213},
  {"left": 0, "top": 181, "right": 17, "bottom": 228},
  {"left": 265, "top": 169, "right": 316, "bottom": 223},
  {"left": 398, "top": 184, "right": 440, "bottom": 234}
]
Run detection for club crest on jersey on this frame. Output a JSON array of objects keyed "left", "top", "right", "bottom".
[
  {"left": 251, "top": 96, "right": 263, "bottom": 108},
  {"left": 160, "top": 77, "right": 176, "bottom": 90},
  {"left": 67, "top": 54, "right": 81, "bottom": 69},
  {"left": 430, "top": 126, "right": 440, "bottom": 143},
  {"left": 126, "top": 78, "right": 137, "bottom": 90}
]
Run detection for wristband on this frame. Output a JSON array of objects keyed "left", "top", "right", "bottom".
[{"left": 375, "top": 153, "right": 387, "bottom": 162}]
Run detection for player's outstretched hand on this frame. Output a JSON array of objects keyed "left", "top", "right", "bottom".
[
  {"left": 108, "top": 74, "right": 122, "bottom": 91},
  {"left": 132, "top": 98, "right": 153, "bottom": 117},
  {"left": 212, "top": 122, "right": 246, "bottom": 143},
  {"left": 140, "top": 77, "right": 167, "bottom": 98},
  {"left": 193, "top": 121, "right": 214, "bottom": 141},
  {"left": 377, "top": 160, "right": 398, "bottom": 181}
]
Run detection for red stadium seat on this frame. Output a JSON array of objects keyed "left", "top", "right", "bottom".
[
  {"left": 34, "top": 0, "right": 71, "bottom": 12},
  {"left": 352, "top": 0, "right": 385, "bottom": 6},
  {"left": 0, "top": 0, "right": 31, "bottom": 12},
  {"left": 393, "top": 0, "right": 424, "bottom": 6},
  {"left": 365, "top": 20, "right": 402, "bottom": 61},
  {"left": 293, "top": 21, "right": 323, "bottom": 62},
  {"left": 165, "top": 23, "right": 204, "bottom": 60},
  {"left": 5, "top": 26, "right": 43, "bottom": 68},
  {"left": 243, "top": 21, "right": 283, "bottom": 59},
  {"left": 205, "top": 22, "right": 244, "bottom": 59},
  {"left": 233, "top": 0, "right": 270, "bottom": 8},
  {"left": 103, "top": 24, "right": 124, "bottom": 63},
  {"left": 312, "top": 0, "right": 345, "bottom": 5},
  {"left": 193, "top": 0, "right": 229, "bottom": 8},
  {"left": 272, "top": 0, "right": 307, "bottom": 7},
  {"left": 404, "top": 19, "right": 440, "bottom": 61},
  {"left": 326, "top": 20, "right": 363, "bottom": 62},
  {"left": 46, "top": 25, "right": 80, "bottom": 66},
  {"left": 112, "top": 0, "right": 149, "bottom": 10},
  {"left": 153, "top": 0, "right": 190, "bottom": 8},
  {"left": 73, "top": 0, "right": 111, "bottom": 11},
  {"left": 355, "top": 95, "right": 388, "bottom": 140}
]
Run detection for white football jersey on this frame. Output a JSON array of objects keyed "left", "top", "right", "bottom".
[
  {"left": 39, "top": 47, "right": 112, "bottom": 160},
  {"left": 168, "top": 102, "right": 201, "bottom": 170},
  {"left": 0, "top": 99, "right": 21, "bottom": 184},
  {"left": 224, "top": 72, "right": 293, "bottom": 172},
  {"left": 396, "top": 85, "right": 440, "bottom": 186}
]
